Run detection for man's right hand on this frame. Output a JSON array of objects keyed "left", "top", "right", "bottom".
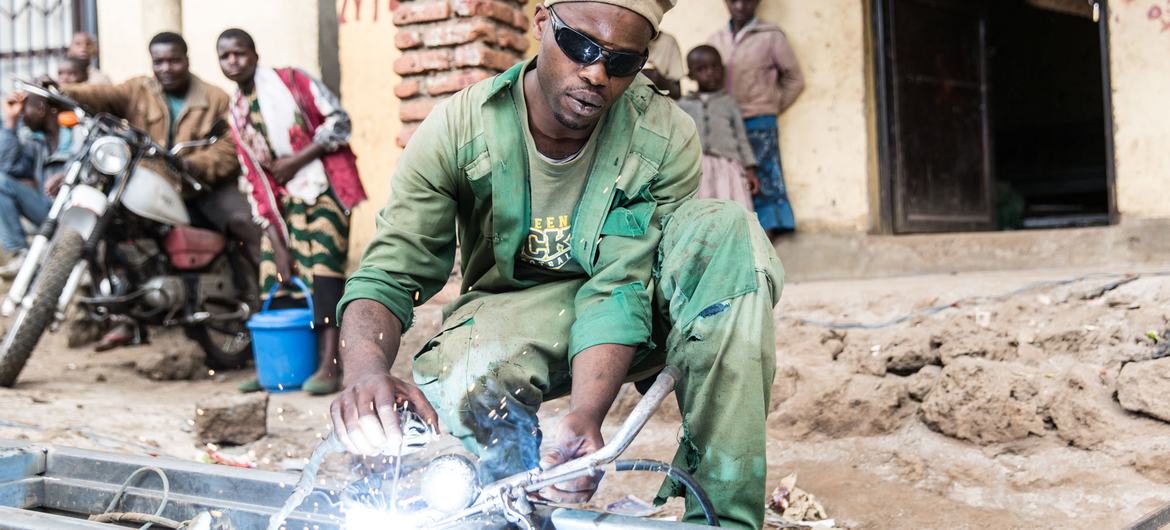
[{"left": 329, "top": 372, "right": 440, "bottom": 455}]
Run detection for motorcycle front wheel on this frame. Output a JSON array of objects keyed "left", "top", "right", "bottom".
[{"left": 0, "top": 229, "right": 85, "bottom": 387}]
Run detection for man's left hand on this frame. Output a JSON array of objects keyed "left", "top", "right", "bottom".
[{"left": 538, "top": 411, "right": 605, "bottom": 503}]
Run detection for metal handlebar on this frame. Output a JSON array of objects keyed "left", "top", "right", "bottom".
[
  {"left": 145, "top": 137, "right": 207, "bottom": 193},
  {"left": 11, "top": 79, "right": 85, "bottom": 117},
  {"left": 521, "top": 366, "right": 681, "bottom": 492},
  {"left": 431, "top": 366, "right": 683, "bottom": 528}
]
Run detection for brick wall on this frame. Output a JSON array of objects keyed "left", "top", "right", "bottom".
[{"left": 393, "top": 0, "right": 531, "bottom": 146}]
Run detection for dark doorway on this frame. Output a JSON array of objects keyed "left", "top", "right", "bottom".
[
  {"left": 988, "top": 1, "right": 1110, "bottom": 229},
  {"left": 875, "top": 0, "right": 1113, "bottom": 233}
]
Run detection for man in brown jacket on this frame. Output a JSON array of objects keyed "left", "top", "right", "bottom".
[{"left": 60, "top": 32, "right": 260, "bottom": 350}]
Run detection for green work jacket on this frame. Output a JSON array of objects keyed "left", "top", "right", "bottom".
[{"left": 339, "top": 59, "right": 701, "bottom": 360}]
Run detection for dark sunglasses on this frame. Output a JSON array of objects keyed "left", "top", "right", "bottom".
[{"left": 547, "top": 6, "right": 648, "bottom": 78}]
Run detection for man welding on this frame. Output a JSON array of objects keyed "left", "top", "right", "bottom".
[{"left": 329, "top": 1, "right": 784, "bottom": 528}]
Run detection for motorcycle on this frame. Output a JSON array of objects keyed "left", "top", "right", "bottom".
[
  {"left": 0, "top": 80, "right": 255, "bottom": 387},
  {"left": 268, "top": 366, "right": 719, "bottom": 530}
]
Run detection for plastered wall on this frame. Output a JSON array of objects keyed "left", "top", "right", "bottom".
[
  {"left": 96, "top": 0, "right": 322, "bottom": 92},
  {"left": 335, "top": 0, "right": 403, "bottom": 261},
  {"left": 1107, "top": 1, "right": 1170, "bottom": 221}
]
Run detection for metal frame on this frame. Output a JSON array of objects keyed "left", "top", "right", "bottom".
[
  {"left": 0, "top": 441, "right": 342, "bottom": 529},
  {"left": 1097, "top": 0, "right": 1119, "bottom": 224},
  {"left": 870, "top": 0, "right": 896, "bottom": 234},
  {"left": 1, "top": 437, "right": 711, "bottom": 530}
]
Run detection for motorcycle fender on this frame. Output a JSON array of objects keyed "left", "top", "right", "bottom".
[{"left": 58, "top": 184, "right": 108, "bottom": 239}]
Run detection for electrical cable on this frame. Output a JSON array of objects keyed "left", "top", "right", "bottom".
[
  {"left": 88, "top": 512, "right": 184, "bottom": 528},
  {"left": 93, "top": 465, "right": 171, "bottom": 530},
  {"left": 613, "top": 459, "right": 720, "bottom": 527},
  {"left": 780, "top": 271, "right": 1170, "bottom": 330}
]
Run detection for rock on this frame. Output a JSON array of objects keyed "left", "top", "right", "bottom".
[
  {"left": 825, "top": 339, "right": 846, "bottom": 360},
  {"left": 195, "top": 393, "right": 268, "bottom": 445},
  {"left": 884, "top": 330, "right": 940, "bottom": 375},
  {"left": 770, "top": 366, "right": 913, "bottom": 439},
  {"left": 1046, "top": 366, "right": 1113, "bottom": 449},
  {"left": 839, "top": 343, "right": 890, "bottom": 377},
  {"left": 1034, "top": 327, "right": 1092, "bottom": 356},
  {"left": 820, "top": 330, "right": 847, "bottom": 360},
  {"left": 933, "top": 319, "right": 1018, "bottom": 364},
  {"left": 837, "top": 329, "right": 938, "bottom": 376},
  {"left": 66, "top": 318, "right": 103, "bottom": 348},
  {"left": 906, "top": 365, "right": 942, "bottom": 401},
  {"left": 1117, "top": 358, "right": 1170, "bottom": 422},
  {"left": 135, "top": 346, "right": 206, "bottom": 381},
  {"left": 920, "top": 359, "right": 1045, "bottom": 445},
  {"left": 1135, "top": 448, "right": 1170, "bottom": 484}
]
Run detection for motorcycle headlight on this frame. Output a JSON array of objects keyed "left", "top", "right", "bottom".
[
  {"left": 89, "top": 137, "right": 131, "bottom": 175},
  {"left": 421, "top": 454, "right": 480, "bottom": 514}
]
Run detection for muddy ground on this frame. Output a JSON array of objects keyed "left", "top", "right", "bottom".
[{"left": 3, "top": 266, "right": 1170, "bottom": 529}]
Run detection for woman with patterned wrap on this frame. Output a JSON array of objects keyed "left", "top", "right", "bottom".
[{"left": 217, "top": 28, "right": 367, "bottom": 395}]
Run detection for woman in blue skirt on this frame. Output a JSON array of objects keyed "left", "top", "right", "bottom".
[{"left": 710, "top": 0, "right": 804, "bottom": 236}]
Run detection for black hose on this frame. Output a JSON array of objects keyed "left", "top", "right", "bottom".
[{"left": 613, "top": 459, "right": 720, "bottom": 527}]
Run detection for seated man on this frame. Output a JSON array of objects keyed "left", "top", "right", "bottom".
[
  {"left": 328, "top": 1, "right": 784, "bottom": 528},
  {"left": 0, "top": 92, "right": 74, "bottom": 277},
  {"left": 59, "top": 31, "right": 261, "bottom": 349}
]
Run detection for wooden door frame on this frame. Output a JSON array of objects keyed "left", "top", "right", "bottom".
[
  {"left": 870, "top": 0, "right": 1119, "bottom": 233},
  {"left": 1098, "top": 1, "right": 1119, "bottom": 223}
]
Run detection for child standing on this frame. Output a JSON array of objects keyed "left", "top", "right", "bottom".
[
  {"left": 710, "top": 0, "right": 804, "bottom": 236},
  {"left": 678, "top": 46, "right": 759, "bottom": 212}
]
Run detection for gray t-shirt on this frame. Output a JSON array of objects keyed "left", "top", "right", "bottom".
[{"left": 513, "top": 70, "right": 601, "bottom": 280}]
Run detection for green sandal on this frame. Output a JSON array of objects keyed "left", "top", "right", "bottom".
[
  {"left": 236, "top": 378, "right": 263, "bottom": 393},
  {"left": 302, "top": 374, "right": 341, "bottom": 396}
]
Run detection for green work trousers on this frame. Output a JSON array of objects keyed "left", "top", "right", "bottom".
[{"left": 412, "top": 200, "right": 784, "bottom": 529}]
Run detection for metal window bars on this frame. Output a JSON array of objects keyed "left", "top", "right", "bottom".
[{"left": 0, "top": 0, "right": 91, "bottom": 93}]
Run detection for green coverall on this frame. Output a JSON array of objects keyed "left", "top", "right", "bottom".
[{"left": 339, "top": 60, "right": 784, "bottom": 529}]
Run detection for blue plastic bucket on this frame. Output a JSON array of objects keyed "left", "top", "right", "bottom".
[{"left": 246, "top": 278, "right": 318, "bottom": 392}]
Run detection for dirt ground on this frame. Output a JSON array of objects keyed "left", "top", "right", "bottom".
[{"left": 3, "top": 265, "right": 1170, "bottom": 529}]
